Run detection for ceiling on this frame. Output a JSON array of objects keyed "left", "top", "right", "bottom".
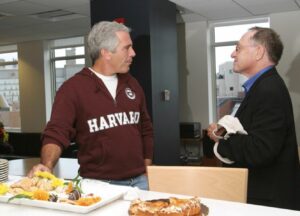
[
  {"left": 170, "top": 0, "right": 300, "bottom": 22},
  {"left": 0, "top": 0, "right": 299, "bottom": 46},
  {"left": 0, "top": 0, "right": 90, "bottom": 46}
]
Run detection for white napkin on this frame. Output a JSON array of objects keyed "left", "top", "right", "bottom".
[
  {"left": 123, "top": 187, "right": 140, "bottom": 201},
  {"left": 213, "top": 115, "right": 247, "bottom": 139},
  {"left": 213, "top": 115, "right": 248, "bottom": 164}
]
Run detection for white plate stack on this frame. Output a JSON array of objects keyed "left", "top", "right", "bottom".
[{"left": 0, "top": 159, "right": 9, "bottom": 183}]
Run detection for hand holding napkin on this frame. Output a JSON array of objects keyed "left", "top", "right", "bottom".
[{"left": 213, "top": 115, "right": 247, "bottom": 164}]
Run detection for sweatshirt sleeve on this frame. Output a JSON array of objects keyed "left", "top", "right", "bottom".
[{"left": 42, "top": 82, "right": 77, "bottom": 150}]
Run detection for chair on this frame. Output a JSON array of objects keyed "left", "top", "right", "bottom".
[{"left": 147, "top": 166, "right": 248, "bottom": 203}]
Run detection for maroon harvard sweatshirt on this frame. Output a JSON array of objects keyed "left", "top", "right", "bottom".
[{"left": 42, "top": 68, "right": 154, "bottom": 180}]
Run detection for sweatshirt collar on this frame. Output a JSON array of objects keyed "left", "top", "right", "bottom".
[
  {"left": 88, "top": 67, "right": 117, "bottom": 80},
  {"left": 79, "top": 67, "right": 132, "bottom": 91}
]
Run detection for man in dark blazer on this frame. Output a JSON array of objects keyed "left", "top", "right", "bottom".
[{"left": 207, "top": 27, "right": 300, "bottom": 210}]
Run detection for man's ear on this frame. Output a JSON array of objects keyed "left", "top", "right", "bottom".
[
  {"left": 256, "top": 44, "right": 265, "bottom": 61},
  {"left": 101, "top": 48, "right": 112, "bottom": 60}
]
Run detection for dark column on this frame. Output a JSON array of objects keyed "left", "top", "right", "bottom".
[{"left": 90, "top": 0, "right": 180, "bottom": 165}]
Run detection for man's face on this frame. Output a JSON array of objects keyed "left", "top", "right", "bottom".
[
  {"left": 231, "top": 31, "right": 258, "bottom": 77},
  {"left": 109, "top": 31, "right": 136, "bottom": 74}
]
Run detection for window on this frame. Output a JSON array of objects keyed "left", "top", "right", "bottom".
[
  {"left": 0, "top": 45, "right": 21, "bottom": 130},
  {"left": 211, "top": 19, "right": 270, "bottom": 120},
  {"left": 50, "top": 37, "right": 85, "bottom": 92}
]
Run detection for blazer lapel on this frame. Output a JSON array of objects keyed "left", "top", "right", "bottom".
[
  {"left": 235, "top": 93, "right": 250, "bottom": 117},
  {"left": 235, "top": 67, "right": 277, "bottom": 117}
]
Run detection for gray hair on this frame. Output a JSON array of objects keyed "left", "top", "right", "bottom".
[
  {"left": 87, "top": 21, "right": 130, "bottom": 64},
  {"left": 249, "top": 27, "right": 283, "bottom": 65}
]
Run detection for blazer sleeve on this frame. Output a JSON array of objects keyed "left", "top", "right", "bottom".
[{"left": 217, "top": 77, "right": 289, "bottom": 167}]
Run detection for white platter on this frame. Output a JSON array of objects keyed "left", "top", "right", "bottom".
[{"left": 0, "top": 178, "right": 129, "bottom": 213}]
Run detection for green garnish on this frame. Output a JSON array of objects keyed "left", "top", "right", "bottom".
[
  {"left": 63, "top": 172, "right": 83, "bottom": 193},
  {"left": 8, "top": 194, "right": 33, "bottom": 202},
  {"left": 72, "top": 173, "right": 83, "bottom": 193}
]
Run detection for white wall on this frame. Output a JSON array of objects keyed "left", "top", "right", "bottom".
[
  {"left": 18, "top": 41, "right": 47, "bottom": 132},
  {"left": 178, "top": 22, "right": 210, "bottom": 129},
  {"left": 43, "top": 42, "right": 52, "bottom": 122},
  {"left": 270, "top": 10, "right": 300, "bottom": 146},
  {"left": 17, "top": 37, "right": 89, "bottom": 132},
  {"left": 179, "top": 11, "right": 300, "bottom": 145}
]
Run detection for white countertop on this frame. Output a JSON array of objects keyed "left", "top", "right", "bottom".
[{"left": 0, "top": 176, "right": 299, "bottom": 216}]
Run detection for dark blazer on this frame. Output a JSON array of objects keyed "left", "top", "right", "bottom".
[{"left": 218, "top": 67, "right": 300, "bottom": 210}]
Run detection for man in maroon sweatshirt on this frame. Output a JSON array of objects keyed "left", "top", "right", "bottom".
[{"left": 28, "top": 21, "right": 154, "bottom": 190}]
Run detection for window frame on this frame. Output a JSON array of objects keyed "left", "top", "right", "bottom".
[
  {"left": 209, "top": 17, "right": 270, "bottom": 122},
  {"left": 49, "top": 37, "right": 86, "bottom": 102},
  {"left": 0, "top": 46, "right": 20, "bottom": 131}
]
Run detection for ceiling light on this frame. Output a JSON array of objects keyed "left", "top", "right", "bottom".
[{"left": 30, "top": 9, "right": 84, "bottom": 22}]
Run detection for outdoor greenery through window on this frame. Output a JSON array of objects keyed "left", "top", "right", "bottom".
[
  {"left": 50, "top": 37, "right": 85, "bottom": 92},
  {"left": 211, "top": 19, "right": 270, "bottom": 120},
  {"left": 0, "top": 45, "right": 20, "bottom": 130}
]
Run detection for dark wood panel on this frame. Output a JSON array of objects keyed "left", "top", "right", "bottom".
[{"left": 90, "top": 0, "right": 180, "bottom": 165}]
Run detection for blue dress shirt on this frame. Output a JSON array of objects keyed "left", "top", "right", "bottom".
[{"left": 242, "top": 66, "right": 274, "bottom": 94}]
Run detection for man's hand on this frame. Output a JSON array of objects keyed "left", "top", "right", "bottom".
[
  {"left": 207, "top": 123, "right": 218, "bottom": 142},
  {"left": 144, "top": 158, "right": 152, "bottom": 167},
  {"left": 27, "top": 163, "right": 52, "bottom": 178},
  {"left": 144, "top": 159, "right": 152, "bottom": 176},
  {"left": 207, "top": 123, "right": 226, "bottom": 142},
  {"left": 27, "top": 143, "right": 62, "bottom": 177}
]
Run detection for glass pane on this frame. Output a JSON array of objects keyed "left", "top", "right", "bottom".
[
  {"left": 214, "top": 22, "right": 270, "bottom": 43},
  {"left": 0, "top": 64, "right": 21, "bottom": 130},
  {"left": 75, "top": 47, "right": 84, "bottom": 55},
  {"left": 53, "top": 37, "right": 84, "bottom": 47},
  {"left": 215, "top": 46, "right": 247, "bottom": 120},
  {"left": 54, "top": 46, "right": 84, "bottom": 58},
  {"left": 55, "top": 58, "right": 85, "bottom": 90},
  {"left": 0, "top": 64, "right": 18, "bottom": 70},
  {"left": 0, "top": 52, "right": 18, "bottom": 63},
  {"left": 55, "top": 60, "right": 66, "bottom": 68}
]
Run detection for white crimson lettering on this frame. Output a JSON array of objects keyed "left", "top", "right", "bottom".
[
  {"left": 129, "top": 111, "right": 135, "bottom": 124},
  {"left": 107, "top": 114, "right": 118, "bottom": 127},
  {"left": 87, "top": 118, "right": 99, "bottom": 133},
  {"left": 87, "top": 111, "right": 140, "bottom": 133},
  {"left": 122, "top": 112, "right": 130, "bottom": 125},
  {"left": 134, "top": 112, "right": 140, "bottom": 123},
  {"left": 129, "top": 111, "right": 140, "bottom": 123},
  {"left": 114, "top": 112, "right": 123, "bottom": 125},
  {"left": 99, "top": 116, "right": 109, "bottom": 130}
]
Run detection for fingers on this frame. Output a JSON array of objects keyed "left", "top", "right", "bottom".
[
  {"left": 207, "top": 123, "right": 218, "bottom": 137},
  {"left": 27, "top": 163, "right": 52, "bottom": 178},
  {"left": 206, "top": 123, "right": 220, "bottom": 142}
]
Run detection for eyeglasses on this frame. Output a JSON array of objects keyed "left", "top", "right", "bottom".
[{"left": 235, "top": 44, "right": 257, "bottom": 53}]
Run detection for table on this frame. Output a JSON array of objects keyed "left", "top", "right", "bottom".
[
  {"left": 8, "top": 158, "right": 79, "bottom": 179},
  {"left": 0, "top": 175, "right": 299, "bottom": 216}
]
